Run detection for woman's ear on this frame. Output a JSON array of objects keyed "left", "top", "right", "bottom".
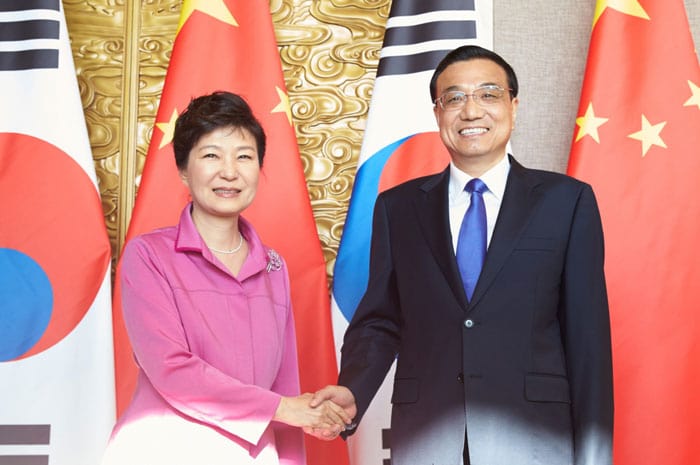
[{"left": 178, "top": 169, "right": 189, "bottom": 187}]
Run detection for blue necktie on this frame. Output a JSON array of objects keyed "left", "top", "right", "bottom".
[{"left": 456, "top": 178, "right": 488, "bottom": 301}]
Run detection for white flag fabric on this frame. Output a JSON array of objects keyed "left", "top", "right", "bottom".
[
  {"left": 331, "top": 1, "right": 493, "bottom": 464},
  {"left": 0, "top": 1, "right": 115, "bottom": 464}
]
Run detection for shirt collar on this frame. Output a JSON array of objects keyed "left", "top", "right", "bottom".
[
  {"left": 173, "top": 203, "right": 269, "bottom": 276},
  {"left": 449, "top": 153, "right": 511, "bottom": 202},
  {"left": 174, "top": 203, "right": 204, "bottom": 252}
]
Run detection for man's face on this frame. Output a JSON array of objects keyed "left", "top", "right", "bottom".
[{"left": 433, "top": 58, "right": 518, "bottom": 173}]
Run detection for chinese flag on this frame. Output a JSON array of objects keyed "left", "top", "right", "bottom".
[
  {"left": 111, "top": 1, "right": 348, "bottom": 463},
  {"left": 567, "top": 1, "right": 700, "bottom": 465}
]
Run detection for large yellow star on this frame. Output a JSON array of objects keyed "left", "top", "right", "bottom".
[
  {"left": 177, "top": 0, "right": 238, "bottom": 34},
  {"left": 155, "top": 108, "right": 179, "bottom": 149},
  {"left": 683, "top": 80, "right": 700, "bottom": 110},
  {"left": 628, "top": 114, "right": 667, "bottom": 157},
  {"left": 575, "top": 102, "right": 609, "bottom": 143},
  {"left": 272, "top": 86, "right": 293, "bottom": 126},
  {"left": 592, "top": 0, "right": 649, "bottom": 28}
]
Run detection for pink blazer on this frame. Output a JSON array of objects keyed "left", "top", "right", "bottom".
[{"left": 102, "top": 204, "right": 305, "bottom": 465}]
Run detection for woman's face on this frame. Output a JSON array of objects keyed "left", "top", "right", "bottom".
[{"left": 179, "top": 126, "right": 260, "bottom": 221}]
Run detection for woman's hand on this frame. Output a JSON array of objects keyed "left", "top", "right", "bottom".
[
  {"left": 274, "top": 393, "right": 352, "bottom": 433},
  {"left": 305, "top": 385, "right": 357, "bottom": 440}
]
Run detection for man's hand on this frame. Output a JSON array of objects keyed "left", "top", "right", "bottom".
[
  {"left": 274, "top": 393, "right": 351, "bottom": 433},
  {"left": 303, "top": 385, "right": 357, "bottom": 440}
]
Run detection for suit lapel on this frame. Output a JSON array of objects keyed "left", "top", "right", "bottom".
[
  {"left": 414, "top": 167, "right": 470, "bottom": 310},
  {"left": 469, "top": 156, "right": 543, "bottom": 308}
]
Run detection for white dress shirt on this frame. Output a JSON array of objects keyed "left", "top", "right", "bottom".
[{"left": 448, "top": 154, "right": 511, "bottom": 253}]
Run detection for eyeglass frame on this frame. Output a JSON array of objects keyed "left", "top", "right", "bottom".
[{"left": 433, "top": 85, "right": 514, "bottom": 110}]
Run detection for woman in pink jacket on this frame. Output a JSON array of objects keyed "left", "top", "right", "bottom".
[{"left": 102, "top": 91, "right": 349, "bottom": 465}]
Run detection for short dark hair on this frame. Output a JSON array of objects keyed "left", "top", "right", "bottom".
[
  {"left": 429, "top": 45, "right": 519, "bottom": 101},
  {"left": 173, "top": 91, "right": 266, "bottom": 170}
]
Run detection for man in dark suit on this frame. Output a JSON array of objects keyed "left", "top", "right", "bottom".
[{"left": 311, "top": 45, "right": 613, "bottom": 465}]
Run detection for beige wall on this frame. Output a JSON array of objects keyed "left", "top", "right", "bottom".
[{"left": 496, "top": 0, "right": 700, "bottom": 173}]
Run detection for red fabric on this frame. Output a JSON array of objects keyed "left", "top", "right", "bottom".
[
  {"left": 112, "top": 2, "right": 348, "bottom": 463},
  {"left": 377, "top": 132, "right": 449, "bottom": 193},
  {"left": 567, "top": 2, "right": 700, "bottom": 464}
]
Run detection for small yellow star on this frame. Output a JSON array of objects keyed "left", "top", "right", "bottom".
[
  {"left": 272, "top": 86, "right": 293, "bottom": 126},
  {"left": 177, "top": 0, "right": 238, "bottom": 34},
  {"left": 156, "top": 108, "right": 179, "bottom": 149},
  {"left": 593, "top": 0, "right": 649, "bottom": 28},
  {"left": 683, "top": 80, "right": 700, "bottom": 110},
  {"left": 575, "top": 102, "right": 609, "bottom": 143},
  {"left": 628, "top": 114, "right": 667, "bottom": 157}
]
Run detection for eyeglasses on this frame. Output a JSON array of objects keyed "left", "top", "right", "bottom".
[{"left": 434, "top": 85, "right": 511, "bottom": 110}]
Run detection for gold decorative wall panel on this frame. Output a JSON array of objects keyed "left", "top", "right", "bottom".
[{"left": 64, "top": 0, "right": 390, "bottom": 284}]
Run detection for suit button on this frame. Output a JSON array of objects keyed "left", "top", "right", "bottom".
[
  {"left": 457, "top": 373, "right": 464, "bottom": 384},
  {"left": 464, "top": 319, "right": 474, "bottom": 328}
]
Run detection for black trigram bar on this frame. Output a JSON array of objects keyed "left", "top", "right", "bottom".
[
  {"left": 0, "top": 457, "right": 48, "bottom": 465},
  {"left": 381, "top": 427, "right": 391, "bottom": 465},
  {"left": 389, "top": 0, "right": 475, "bottom": 16},
  {"left": 381, "top": 427, "right": 391, "bottom": 450},
  {"left": 0, "top": 425, "right": 50, "bottom": 445},
  {"left": 0, "top": 425, "right": 50, "bottom": 465},
  {"left": 378, "top": 48, "right": 467, "bottom": 78},
  {"left": 384, "top": 20, "right": 476, "bottom": 48},
  {"left": 0, "top": 20, "right": 60, "bottom": 41},
  {"left": 0, "top": 50, "right": 58, "bottom": 71},
  {"left": 0, "top": 0, "right": 60, "bottom": 12}
]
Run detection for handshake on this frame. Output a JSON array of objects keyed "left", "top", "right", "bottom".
[{"left": 274, "top": 385, "right": 357, "bottom": 440}]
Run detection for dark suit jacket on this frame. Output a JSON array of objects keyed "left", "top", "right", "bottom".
[{"left": 339, "top": 156, "right": 613, "bottom": 465}]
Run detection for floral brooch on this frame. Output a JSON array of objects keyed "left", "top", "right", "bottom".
[{"left": 266, "top": 249, "right": 282, "bottom": 272}]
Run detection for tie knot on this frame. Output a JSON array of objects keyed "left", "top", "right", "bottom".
[{"left": 465, "top": 178, "right": 488, "bottom": 195}]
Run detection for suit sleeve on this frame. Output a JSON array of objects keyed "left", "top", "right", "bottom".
[
  {"left": 560, "top": 184, "right": 614, "bottom": 465},
  {"left": 338, "top": 194, "right": 402, "bottom": 428}
]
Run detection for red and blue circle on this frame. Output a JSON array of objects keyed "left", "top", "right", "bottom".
[
  {"left": 0, "top": 133, "right": 111, "bottom": 362},
  {"left": 333, "top": 132, "right": 449, "bottom": 320}
]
